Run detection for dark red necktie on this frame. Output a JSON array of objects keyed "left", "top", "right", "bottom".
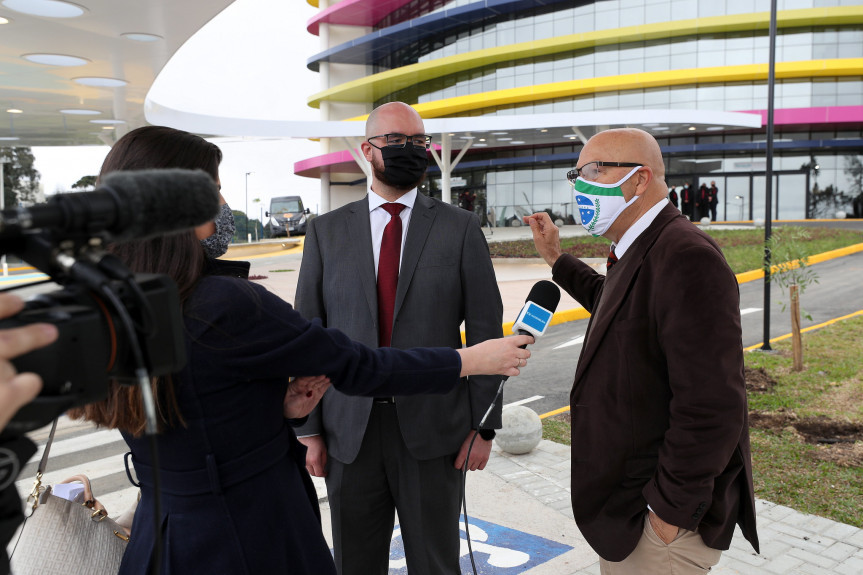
[
  {"left": 377, "top": 203, "right": 405, "bottom": 347},
  {"left": 606, "top": 247, "right": 618, "bottom": 271}
]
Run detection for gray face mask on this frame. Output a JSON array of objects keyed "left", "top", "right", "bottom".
[{"left": 200, "top": 203, "right": 235, "bottom": 258}]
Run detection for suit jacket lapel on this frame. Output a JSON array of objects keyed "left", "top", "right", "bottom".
[
  {"left": 345, "top": 197, "right": 379, "bottom": 320},
  {"left": 393, "top": 194, "right": 437, "bottom": 319},
  {"left": 574, "top": 204, "right": 678, "bottom": 385}
]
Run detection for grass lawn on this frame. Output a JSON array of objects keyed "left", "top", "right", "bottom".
[
  {"left": 489, "top": 226, "right": 863, "bottom": 275},
  {"left": 542, "top": 315, "right": 863, "bottom": 528}
]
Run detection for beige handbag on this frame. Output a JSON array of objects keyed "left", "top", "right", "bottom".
[{"left": 8, "top": 420, "right": 130, "bottom": 575}]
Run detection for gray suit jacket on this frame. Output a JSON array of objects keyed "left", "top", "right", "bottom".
[{"left": 294, "top": 193, "right": 504, "bottom": 463}]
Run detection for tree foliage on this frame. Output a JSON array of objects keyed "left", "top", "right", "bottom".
[
  {"left": 806, "top": 154, "right": 862, "bottom": 218},
  {"left": 72, "top": 175, "right": 98, "bottom": 189},
  {"left": 845, "top": 156, "right": 863, "bottom": 218},
  {"left": 0, "top": 147, "right": 41, "bottom": 207}
]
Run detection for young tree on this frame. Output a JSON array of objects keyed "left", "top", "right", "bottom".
[
  {"left": 0, "top": 147, "right": 41, "bottom": 207},
  {"left": 765, "top": 228, "right": 820, "bottom": 371}
]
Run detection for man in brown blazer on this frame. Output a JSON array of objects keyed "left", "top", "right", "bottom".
[{"left": 525, "top": 128, "right": 759, "bottom": 574}]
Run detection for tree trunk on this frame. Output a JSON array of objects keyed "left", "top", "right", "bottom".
[{"left": 790, "top": 284, "right": 803, "bottom": 371}]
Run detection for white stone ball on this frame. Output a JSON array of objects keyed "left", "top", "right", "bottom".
[
  {"left": 753, "top": 218, "right": 765, "bottom": 228},
  {"left": 700, "top": 217, "right": 711, "bottom": 226},
  {"left": 835, "top": 210, "right": 847, "bottom": 219},
  {"left": 554, "top": 218, "right": 564, "bottom": 226},
  {"left": 495, "top": 405, "right": 542, "bottom": 455}
]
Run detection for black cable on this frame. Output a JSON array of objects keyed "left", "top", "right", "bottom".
[
  {"left": 98, "top": 284, "right": 163, "bottom": 574},
  {"left": 461, "top": 378, "right": 505, "bottom": 575}
]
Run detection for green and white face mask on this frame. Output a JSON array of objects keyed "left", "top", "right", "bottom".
[{"left": 573, "top": 165, "right": 642, "bottom": 237}]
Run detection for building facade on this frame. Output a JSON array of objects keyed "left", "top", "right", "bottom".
[{"left": 297, "top": 0, "right": 863, "bottom": 222}]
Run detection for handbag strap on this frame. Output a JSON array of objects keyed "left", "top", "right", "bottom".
[{"left": 26, "top": 418, "right": 59, "bottom": 512}]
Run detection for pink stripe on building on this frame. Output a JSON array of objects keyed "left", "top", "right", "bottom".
[
  {"left": 307, "top": 0, "right": 416, "bottom": 35},
  {"left": 740, "top": 105, "right": 863, "bottom": 126}
]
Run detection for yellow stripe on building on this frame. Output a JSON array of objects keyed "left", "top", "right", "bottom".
[{"left": 309, "top": 6, "right": 863, "bottom": 108}]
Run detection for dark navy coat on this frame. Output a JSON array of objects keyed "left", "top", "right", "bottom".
[{"left": 119, "top": 275, "right": 460, "bottom": 575}]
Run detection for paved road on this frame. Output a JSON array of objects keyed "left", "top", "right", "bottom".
[{"left": 504, "top": 249, "right": 863, "bottom": 417}]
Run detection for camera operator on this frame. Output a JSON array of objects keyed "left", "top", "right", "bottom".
[{"left": 0, "top": 293, "right": 58, "bottom": 574}]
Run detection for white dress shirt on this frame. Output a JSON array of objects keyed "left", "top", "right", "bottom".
[{"left": 368, "top": 187, "right": 417, "bottom": 278}]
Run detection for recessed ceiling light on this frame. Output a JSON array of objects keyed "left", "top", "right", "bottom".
[
  {"left": 122, "top": 32, "right": 163, "bottom": 42},
  {"left": 460, "top": 136, "right": 475, "bottom": 140},
  {"left": 687, "top": 126, "right": 697, "bottom": 131},
  {"left": 6, "top": 109, "right": 23, "bottom": 114},
  {"left": 509, "top": 141, "right": 525, "bottom": 145},
  {"left": 0, "top": 16, "right": 9, "bottom": 24},
  {"left": 74, "top": 77, "right": 128, "bottom": 87},
  {"left": 90, "top": 119, "right": 126, "bottom": 125},
  {"left": 566, "top": 135, "right": 577, "bottom": 139},
  {"left": 23, "top": 53, "right": 89, "bottom": 66},
  {"left": 0, "top": 136, "right": 20, "bottom": 141},
  {"left": 472, "top": 143, "right": 487, "bottom": 147},
  {"left": 706, "top": 126, "right": 725, "bottom": 131},
  {"left": 652, "top": 126, "right": 669, "bottom": 131},
  {"left": 101, "top": 126, "right": 115, "bottom": 130},
  {"left": 540, "top": 129, "right": 548, "bottom": 132},
  {"left": 491, "top": 132, "right": 508, "bottom": 135},
  {"left": 59, "top": 108, "right": 101, "bottom": 115},
  {"left": 497, "top": 137, "right": 512, "bottom": 141},
  {"left": 479, "top": 138, "right": 486, "bottom": 142},
  {"left": 2, "top": 0, "right": 85, "bottom": 18}
]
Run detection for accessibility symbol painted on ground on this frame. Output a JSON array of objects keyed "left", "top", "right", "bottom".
[{"left": 388, "top": 515, "right": 572, "bottom": 573}]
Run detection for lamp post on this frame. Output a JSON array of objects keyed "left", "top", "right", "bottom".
[
  {"left": 761, "top": 0, "right": 778, "bottom": 351},
  {"left": 245, "top": 172, "right": 252, "bottom": 243},
  {"left": 735, "top": 195, "right": 745, "bottom": 220}
]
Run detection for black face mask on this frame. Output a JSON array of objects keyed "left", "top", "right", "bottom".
[{"left": 378, "top": 146, "right": 428, "bottom": 189}]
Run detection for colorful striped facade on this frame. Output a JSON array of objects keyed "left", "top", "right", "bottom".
[{"left": 298, "top": 0, "right": 863, "bottom": 221}]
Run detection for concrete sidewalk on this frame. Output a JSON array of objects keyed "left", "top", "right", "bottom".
[
  {"left": 241, "top": 223, "right": 863, "bottom": 574},
  {"left": 311, "top": 438, "right": 863, "bottom": 574}
]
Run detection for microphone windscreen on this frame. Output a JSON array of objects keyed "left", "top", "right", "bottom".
[
  {"left": 525, "top": 280, "right": 561, "bottom": 313},
  {"left": 100, "top": 169, "right": 220, "bottom": 242}
]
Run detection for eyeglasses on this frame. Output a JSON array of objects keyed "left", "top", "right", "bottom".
[
  {"left": 566, "top": 161, "right": 642, "bottom": 183},
  {"left": 367, "top": 133, "right": 432, "bottom": 150}
]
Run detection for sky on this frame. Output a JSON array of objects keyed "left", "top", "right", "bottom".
[{"left": 31, "top": 0, "right": 324, "bottom": 218}]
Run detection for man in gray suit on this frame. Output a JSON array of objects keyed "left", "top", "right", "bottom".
[{"left": 296, "top": 101, "right": 503, "bottom": 574}]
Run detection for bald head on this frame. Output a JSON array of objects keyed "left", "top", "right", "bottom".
[
  {"left": 583, "top": 128, "right": 665, "bottom": 182},
  {"left": 366, "top": 102, "right": 424, "bottom": 139}
]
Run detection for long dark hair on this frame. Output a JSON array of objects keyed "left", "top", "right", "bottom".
[{"left": 68, "top": 126, "right": 222, "bottom": 435}]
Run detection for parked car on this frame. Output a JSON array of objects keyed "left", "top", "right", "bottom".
[{"left": 265, "top": 196, "right": 309, "bottom": 237}]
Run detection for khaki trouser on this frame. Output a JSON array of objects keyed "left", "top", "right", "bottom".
[{"left": 600, "top": 514, "right": 722, "bottom": 574}]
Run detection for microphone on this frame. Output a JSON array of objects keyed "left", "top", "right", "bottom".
[
  {"left": 512, "top": 280, "right": 561, "bottom": 340},
  {"left": 0, "top": 168, "right": 220, "bottom": 243}
]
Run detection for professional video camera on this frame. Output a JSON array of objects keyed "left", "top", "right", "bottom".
[{"left": 0, "top": 169, "right": 220, "bottom": 437}]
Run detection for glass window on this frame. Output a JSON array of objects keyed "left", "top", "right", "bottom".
[
  {"left": 644, "top": 88, "right": 671, "bottom": 106},
  {"left": 698, "top": 0, "right": 726, "bottom": 18},
  {"left": 619, "top": 91, "right": 645, "bottom": 108},
  {"left": 781, "top": 44, "right": 813, "bottom": 61},
  {"left": 670, "top": 0, "right": 697, "bottom": 19},
  {"left": 671, "top": 51, "right": 697, "bottom": 69},
  {"left": 727, "top": 0, "right": 758, "bottom": 14}
]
